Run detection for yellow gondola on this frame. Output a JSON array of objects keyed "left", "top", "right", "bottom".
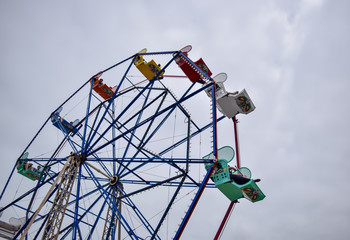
[{"left": 134, "top": 48, "right": 164, "bottom": 80}]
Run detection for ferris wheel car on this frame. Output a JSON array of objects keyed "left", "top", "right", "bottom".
[
  {"left": 91, "top": 72, "right": 115, "bottom": 100},
  {"left": 0, "top": 216, "right": 24, "bottom": 239},
  {"left": 16, "top": 152, "right": 45, "bottom": 181},
  {"left": 203, "top": 146, "right": 265, "bottom": 203},
  {"left": 134, "top": 48, "right": 164, "bottom": 81},
  {"left": 174, "top": 45, "right": 212, "bottom": 84},
  {"left": 17, "top": 161, "right": 45, "bottom": 181},
  {"left": 51, "top": 107, "right": 80, "bottom": 136},
  {"left": 204, "top": 73, "right": 256, "bottom": 118}
]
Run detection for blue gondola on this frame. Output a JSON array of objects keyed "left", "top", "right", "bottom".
[{"left": 51, "top": 107, "right": 81, "bottom": 136}]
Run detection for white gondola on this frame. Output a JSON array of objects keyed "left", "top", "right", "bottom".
[
  {"left": 0, "top": 216, "right": 25, "bottom": 239},
  {"left": 204, "top": 73, "right": 256, "bottom": 118}
]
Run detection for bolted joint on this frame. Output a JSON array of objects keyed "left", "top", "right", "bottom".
[
  {"left": 78, "top": 153, "right": 87, "bottom": 164},
  {"left": 69, "top": 152, "right": 86, "bottom": 166},
  {"left": 109, "top": 175, "right": 119, "bottom": 186}
]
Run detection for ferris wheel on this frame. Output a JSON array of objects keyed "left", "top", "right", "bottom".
[{"left": 0, "top": 46, "right": 264, "bottom": 240}]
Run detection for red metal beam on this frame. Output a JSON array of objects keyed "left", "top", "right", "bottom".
[{"left": 213, "top": 201, "right": 236, "bottom": 240}]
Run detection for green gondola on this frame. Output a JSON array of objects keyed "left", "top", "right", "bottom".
[
  {"left": 16, "top": 152, "right": 45, "bottom": 181},
  {"left": 203, "top": 146, "right": 265, "bottom": 203}
]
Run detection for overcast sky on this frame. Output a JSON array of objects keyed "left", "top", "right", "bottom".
[{"left": 1, "top": 0, "right": 350, "bottom": 239}]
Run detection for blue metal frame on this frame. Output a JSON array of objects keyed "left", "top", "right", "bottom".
[
  {"left": 83, "top": 163, "right": 139, "bottom": 239},
  {"left": 1, "top": 49, "right": 222, "bottom": 239}
]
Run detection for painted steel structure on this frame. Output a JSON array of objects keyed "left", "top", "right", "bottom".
[{"left": 0, "top": 48, "right": 226, "bottom": 239}]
